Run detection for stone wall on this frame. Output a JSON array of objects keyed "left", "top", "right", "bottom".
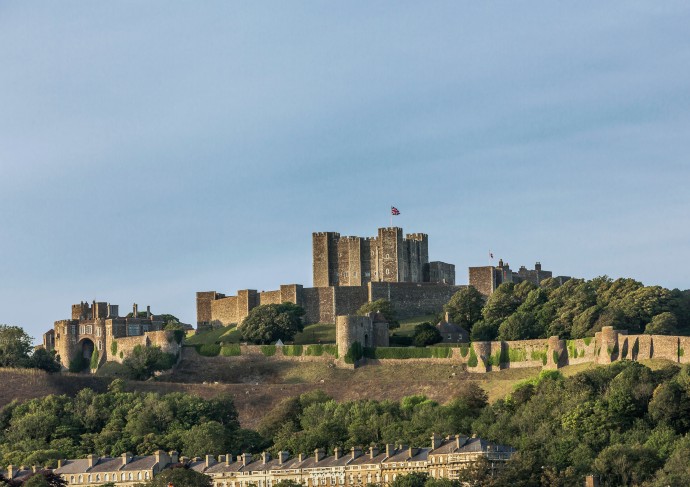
[
  {"left": 302, "top": 287, "right": 335, "bottom": 324},
  {"left": 368, "top": 282, "right": 464, "bottom": 319}
]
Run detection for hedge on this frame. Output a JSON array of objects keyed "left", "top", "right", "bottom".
[
  {"left": 305, "top": 344, "right": 323, "bottom": 356},
  {"left": 196, "top": 344, "right": 221, "bottom": 357},
  {"left": 221, "top": 344, "right": 241, "bottom": 357},
  {"left": 282, "top": 345, "right": 303, "bottom": 357},
  {"left": 467, "top": 347, "right": 478, "bottom": 367},
  {"left": 261, "top": 345, "right": 276, "bottom": 357},
  {"left": 344, "top": 342, "right": 363, "bottom": 364},
  {"left": 362, "top": 347, "right": 452, "bottom": 360}
]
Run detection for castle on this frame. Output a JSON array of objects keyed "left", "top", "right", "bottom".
[
  {"left": 197, "top": 227, "right": 464, "bottom": 328},
  {"left": 468, "top": 259, "right": 569, "bottom": 296},
  {"left": 43, "top": 301, "right": 180, "bottom": 370},
  {"left": 313, "top": 228, "right": 455, "bottom": 287}
]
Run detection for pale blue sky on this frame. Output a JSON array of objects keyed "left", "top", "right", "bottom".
[{"left": 2, "top": 2, "right": 690, "bottom": 342}]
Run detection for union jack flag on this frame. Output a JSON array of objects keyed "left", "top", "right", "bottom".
[{"left": 391, "top": 206, "right": 400, "bottom": 215}]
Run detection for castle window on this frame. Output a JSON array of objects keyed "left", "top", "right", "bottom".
[
  {"left": 385, "top": 254, "right": 390, "bottom": 259},
  {"left": 96, "top": 328, "right": 101, "bottom": 337},
  {"left": 85, "top": 325, "right": 93, "bottom": 334},
  {"left": 386, "top": 269, "right": 390, "bottom": 275},
  {"left": 71, "top": 325, "right": 77, "bottom": 335},
  {"left": 80, "top": 325, "right": 85, "bottom": 334}
]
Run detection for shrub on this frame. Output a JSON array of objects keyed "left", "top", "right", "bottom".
[
  {"left": 68, "top": 352, "right": 88, "bottom": 373},
  {"left": 390, "top": 335, "right": 413, "bottom": 346},
  {"left": 196, "top": 344, "right": 221, "bottom": 357},
  {"left": 344, "top": 342, "right": 363, "bottom": 364},
  {"left": 467, "top": 347, "right": 478, "bottom": 367},
  {"left": 305, "top": 344, "right": 323, "bottom": 356},
  {"left": 282, "top": 345, "right": 303, "bottom": 357},
  {"left": 90, "top": 349, "right": 99, "bottom": 370},
  {"left": 531, "top": 350, "right": 548, "bottom": 365},
  {"left": 111, "top": 340, "right": 118, "bottom": 355},
  {"left": 261, "top": 345, "right": 276, "bottom": 357},
  {"left": 583, "top": 337, "right": 593, "bottom": 346},
  {"left": 323, "top": 345, "right": 338, "bottom": 358},
  {"left": 460, "top": 345, "right": 470, "bottom": 357},
  {"left": 221, "top": 344, "right": 241, "bottom": 357},
  {"left": 508, "top": 348, "right": 527, "bottom": 362}
]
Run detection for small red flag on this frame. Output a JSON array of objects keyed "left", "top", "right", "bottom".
[{"left": 391, "top": 206, "right": 400, "bottom": 215}]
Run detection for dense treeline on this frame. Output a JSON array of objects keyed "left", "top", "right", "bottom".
[
  {"left": 444, "top": 277, "right": 690, "bottom": 342},
  {"left": 0, "top": 380, "right": 263, "bottom": 469},
  {"left": 0, "top": 325, "right": 60, "bottom": 373}
]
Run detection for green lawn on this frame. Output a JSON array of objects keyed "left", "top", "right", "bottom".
[
  {"left": 293, "top": 323, "right": 336, "bottom": 344},
  {"left": 184, "top": 325, "right": 237, "bottom": 345},
  {"left": 394, "top": 314, "right": 438, "bottom": 337}
]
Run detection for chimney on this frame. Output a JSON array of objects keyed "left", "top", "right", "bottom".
[
  {"left": 225, "top": 454, "right": 233, "bottom": 466},
  {"left": 278, "top": 452, "right": 289, "bottom": 465},
  {"left": 7, "top": 466, "right": 13, "bottom": 479},
  {"left": 179, "top": 456, "right": 188, "bottom": 465},
  {"left": 154, "top": 450, "right": 165, "bottom": 466},
  {"left": 350, "top": 447, "right": 362, "bottom": 460},
  {"left": 444, "top": 312, "right": 451, "bottom": 323},
  {"left": 241, "top": 453, "right": 252, "bottom": 467},
  {"left": 431, "top": 433, "right": 442, "bottom": 450},
  {"left": 169, "top": 451, "right": 179, "bottom": 464},
  {"left": 146, "top": 306, "right": 151, "bottom": 319},
  {"left": 385, "top": 444, "right": 394, "bottom": 458},
  {"left": 408, "top": 447, "right": 419, "bottom": 458},
  {"left": 133, "top": 304, "right": 138, "bottom": 317},
  {"left": 314, "top": 448, "right": 325, "bottom": 462},
  {"left": 32, "top": 466, "right": 38, "bottom": 474},
  {"left": 297, "top": 453, "right": 304, "bottom": 462},
  {"left": 218, "top": 455, "right": 226, "bottom": 463},
  {"left": 369, "top": 447, "right": 379, "bottom": 459},
  {"left": 122, "top": 452, "right": 132, "bottom": 466},
  {"left": 455, "top": 436, "right": 467, "bottom": 449},
  {"left": 333, "top": 447, "right": 342, "bottom": 460},
  {"left": 87, "top": 454, "right": 96, "bottom": 468},
  {"left": 205, "top": 455, "right": 215, "bottom": 468},
  {"left": 57, "top": 460, "right": 63, "bottom": 469},
  {"left": 262, "top": 452, "right": 270, "bottom": 464}
]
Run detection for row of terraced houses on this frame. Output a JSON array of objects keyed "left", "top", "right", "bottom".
[{"left": 1, "top": 435, "right": 514, "bottom": 487}]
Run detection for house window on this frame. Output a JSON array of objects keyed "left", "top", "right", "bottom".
[
  {"left": 78, "top": 476, "right": 83, "bottom": 483},
  {"left": 138, "top": 472, "right": 142, "bottom": 480}
]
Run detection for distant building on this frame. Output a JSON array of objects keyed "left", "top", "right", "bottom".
[
  {"left": 468, "top": 259, "right": 570, "bottom": 296},
  {"left": 49, "top": 435, "right": 514, "bottom": 487},
  {"left": 436, "top": 313, "right": 469, "bottom": 343},
  {"left": 43, "top": 301, "right": 180, "bottom": 371}
]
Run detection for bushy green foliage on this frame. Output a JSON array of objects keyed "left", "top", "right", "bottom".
[
  {"left": 444, "top": 286, "right": 484, "bottom": 332},
  {"left": 111, "top": 340, "right": 118, "bottom": 355},
  {"left": 144, "top": 467, "right": 212, "bottom": 487},
  {"left": 303, "top": 344, "right": 337, "bottom": 357},
  {"left": 357, "top": 299, "right": 399, "bottom": 327},
  {"left": 123, "top": 345, "right": 176, "bottom": 380},
  {"left": 0, "top": 325, "right": 61, "bottom": 372},
  {"left": 446, "top": 277, "right": 690, "bottom": 341},
  {"left": 282, "top": 345, "right": 303, "bottom": 357},
  {"left": 220, "top": 344, "right": 241, "bottom": 356},
  {"left": 164, "top": 321, "right": 186, "bottom": 344},
  {"left": 196, "top": 344, "right": 221, "bottom": 357},
  {"left": 467, "top": 347, "right": 478, "bottom": 367},
  {"left": 507, "top": 347, "right": 526, "bottom": 362},
  {"left": 240, "top": 303, "right": 306, "bottom": 344},
  {"left": 0, "top": 389, "right": 244, "bottom": 468},
  {"left": 68, "top": 352, "right": 89, "bottom": 373},
  {"left": 412, "top": 322, "right": 442, "bottom": 347},
  {"left": 260, "top": 345, "right": 276, "bottom": 356},
  {"left": 90, "top": 349, "right": 99, "bottom": 370},
  {"left": 269, "top": 388, "right": 487, "bottom": 455},
  {"left": 343, "top": 342, "right": 363, "bottom": 364}
]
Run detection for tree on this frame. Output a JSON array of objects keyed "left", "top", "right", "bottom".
[
  {"left": 357, "top": 299, "right": 399, "bottom": 327},
  {"left": 181, "top": 421, "right": 228, "bottom": 457},
  {"left": 240, "top": 303, "right": 305, "bottom": 344},
  {"left": 444, "top": 287, "right": 484, "bottom": 332},
  {"left": 645, "top": 312, "right": 678, "bottom": 335},
  {"left": 0, "top": 325, "right": 33, "bottom": 367},
  {"left": 122, "top": 345, "right": 172, "bottom": 380},
  {"left": 412, "top": 323, "right": 442, "bottom": 347},
  {"left": 21, "top": 472, "right": 67, "bottom": 487},
  {"left": 470, "top": 320, "right": 499, "bottom": 342},
  {"left": 389, "top": 472, "right": 429, "bottom": 487},
  {"left": 29, "top": 348, "right": 61, "bottom": 373},
  {"left": 145, "top": 466, "right": 212, "bottom": 487}
]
